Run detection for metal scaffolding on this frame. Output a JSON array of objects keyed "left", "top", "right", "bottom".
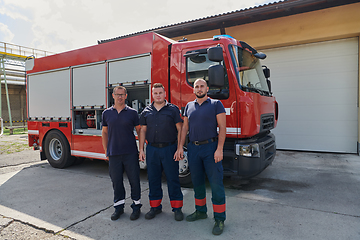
[{"left": 0, "top": 42, "right": 54, "bottom": 127}]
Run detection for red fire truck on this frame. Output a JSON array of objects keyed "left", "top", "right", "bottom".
[{"left": 25, "top": 32, "right": 278, "bottom": 185}]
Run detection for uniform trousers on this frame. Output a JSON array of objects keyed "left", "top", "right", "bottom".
[
  {"left": 187, "top": 140, "right": 226, "bottom": 221},
  {"left": 108, "top": 153, "right": 142, "bottom": 211},
  {"left": 146, "top": 143, "right": 183, "bottom": 211}
]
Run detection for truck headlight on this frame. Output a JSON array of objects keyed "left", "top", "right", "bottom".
[{"left": 236, "top": 143, "right": 260, "bottom": 157}]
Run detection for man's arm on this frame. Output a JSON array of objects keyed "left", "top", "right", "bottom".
[
  {"left": 175, "top": 117, "right": 189, "bottom": 161},
  {"left": 135, "top": 125, "right": 141, "bottom": 137},
  {"left": 214, "top": 112, "right": 226, "bottom": 163},
  {"left": 173, "top": 121, "right": 183, "bottom": 161},
  {"left": 139, "top": 125, "right": 147, "bottom": 162},
  {"left": 101, "top": 126, "right": 109, "bottom": 160}
]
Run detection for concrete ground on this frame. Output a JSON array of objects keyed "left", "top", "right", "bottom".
[{"left": 0, "top": 134, "right": 360, "bottom": 239}]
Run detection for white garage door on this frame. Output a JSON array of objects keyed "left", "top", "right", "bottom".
[{"left": 263, "top": 38, "right": 359, "bottom": 153}]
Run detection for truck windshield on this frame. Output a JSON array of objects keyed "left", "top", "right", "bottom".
[{"left": 229, "top": 44, "right": 270, "bottom": 95}]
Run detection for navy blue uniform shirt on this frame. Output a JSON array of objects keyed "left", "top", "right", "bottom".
[
  {"left": 184, "top": 98, "right": 225, "bottom": 142},
  {"left": 139, "top": 101, "right": 183, "bottom": 143},
  {"left": 102, "top": 105, "right": 139, "bottom": 156}
]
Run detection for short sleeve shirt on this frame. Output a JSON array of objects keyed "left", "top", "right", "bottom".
[
  {"left": 139, "top": 101, "right": 183, "bottom": 143},
  {"left": 184, "top": 98, "right": 225, "bottom": 142},
  {"left": 102, "top": 105, "right": 139, "bottom": 156}
]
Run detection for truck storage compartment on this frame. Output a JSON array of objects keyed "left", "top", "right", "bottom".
[
  {"left": 72, "top": 62, "right": 107, "bottom": 136},
  {"left": 27, "top": 69, "right": 71, "bottom": 121}
]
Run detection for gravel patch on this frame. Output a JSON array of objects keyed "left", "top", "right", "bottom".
[{"left": 0, "top": 219, "right": 72, "bottom": 240}]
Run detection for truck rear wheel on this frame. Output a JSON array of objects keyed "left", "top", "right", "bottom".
[{"left": 44, "top": 130, "right": 74, "bottom": 168}]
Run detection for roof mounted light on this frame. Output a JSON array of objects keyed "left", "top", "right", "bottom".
[{"left": 213, "top": 35, "right": 235, "bottom": 41}]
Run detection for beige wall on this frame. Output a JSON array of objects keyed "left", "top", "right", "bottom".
[{"left": 176, "top": 3, "right": 360, "bottom": 49}]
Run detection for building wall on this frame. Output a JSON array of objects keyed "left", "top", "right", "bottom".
[
  {"left": 1, "top": 84, "right": 26, "bottom": 126},
  {"left": 172, "top": 2, "right": 360, "bottom": 150}
]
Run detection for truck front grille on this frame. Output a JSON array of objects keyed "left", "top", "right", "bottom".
[{"left": 261, "top": 114, "right": 274, "bottom": 131}]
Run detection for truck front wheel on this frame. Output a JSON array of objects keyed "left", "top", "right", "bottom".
[
  {"left": 44, "top": 131, "right": 74, "bottom": 168},
  {"left": 178, "top": 149, "right": 192, "bottom": 187}
]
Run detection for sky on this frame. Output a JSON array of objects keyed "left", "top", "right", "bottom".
[{"left": 0, "top": 0, "right": 274, "bottom": 54}]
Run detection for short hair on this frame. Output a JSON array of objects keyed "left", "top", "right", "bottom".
[
  {"left": 113, "top": 85, "right": 127, "bottom": 94},
  {"left": 194, "top": 78, "right": 207, "bottom": 86},
  {"left": 152, "top": 83, "right": 165, "bottom": 90}
]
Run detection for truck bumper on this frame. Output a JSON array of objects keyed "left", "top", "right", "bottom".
[{"left": 223, "top": 133, "right": 276, "bottom": 178}]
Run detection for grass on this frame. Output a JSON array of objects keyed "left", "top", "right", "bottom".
[
  {"left": 1, "top": 127, "right": 28, "bottom": 136},
  {"left": 0, "top": 141, "right": 31, "bottom": 154},
  {"left": 0, "top": 128, "right": 32, "bottom": 154}
]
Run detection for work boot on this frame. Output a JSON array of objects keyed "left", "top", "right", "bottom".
[
  {"left": 212, "top": 219, "right": 225, "bottom": 235},
  {"left": 145, "top": 208, "right": 162, "bottom": 220},
  {"left": 185, "top": 210, "right": 207, "bottom": 222},
  {"left": 111, "top": 208, "right": 124, "bottom": 221},
  {"left": 130, "top": 209, "right": 141, "bottom": 220},
  {"left": 174, "top": 209, "right": 184, "bottom": 221}
]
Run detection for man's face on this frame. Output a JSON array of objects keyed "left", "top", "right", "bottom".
[
  {"left": 112, "top": 88, "right": 127, "bottom": 105},
  {"left": 193, "top": 80, "right": 208, "bottom": 98},
  {"left": 152, "top": 87, "right": 166, "bottom": 104}
]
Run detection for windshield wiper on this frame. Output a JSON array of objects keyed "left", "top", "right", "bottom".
[{"left": 242, "top": 85, "right": 269, "bottom": 96}]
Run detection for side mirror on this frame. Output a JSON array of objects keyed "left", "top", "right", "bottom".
[
  {"left": 262, "top": 66, "right": 271, "bottom": 93},
  {"left": 254, "top": 52, "right": 266, "bottom": 60},
  {"left": 207, "top": 46, "right": 223, "bottom": 62},
  {"left": 263, "top": 66, "right": 270, "bottom": 79},
  {"left": 208, "top": 64, "right": 225, "bottom": 88}
]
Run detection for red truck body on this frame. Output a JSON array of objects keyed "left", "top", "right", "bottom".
[{"left": 26, "top": 32, "right": 278, "bottom": 184}]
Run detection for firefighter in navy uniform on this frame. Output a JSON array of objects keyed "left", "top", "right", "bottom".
[
  {"left": 176, "top": 79, "right": 226, "bottom": 235},
  {"left": 139, "top": 83, "right": 184, "bottom": 221},
  {"left": 102, "top": 86, "right": 142, "bottom": 221}
]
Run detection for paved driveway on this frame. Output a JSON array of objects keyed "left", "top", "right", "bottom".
[{"left": 0, "top": 142, "right": 360, "bottom": 239}]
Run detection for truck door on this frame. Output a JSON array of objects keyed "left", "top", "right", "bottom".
[{"left": 180, "top": 47, "right": 239, "bottom": 138}]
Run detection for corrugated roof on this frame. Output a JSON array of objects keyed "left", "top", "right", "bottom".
[
  {"left": 99, "top": 0, "right": 358, "bottom": 44},
  {"left": 98, "top": 0, "right": 284, "bottom": 44}
]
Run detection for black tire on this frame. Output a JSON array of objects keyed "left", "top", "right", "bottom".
[{"left": 44, "top": 130, "right": 74, "bottom": 168}]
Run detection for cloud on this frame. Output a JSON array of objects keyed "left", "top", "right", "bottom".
[
  {"left": 0, "top": 6, "right": 29, "bottom": 21},
  {"left": 1, "top": 0, "right": 273, "bottom": 53},
  {"left": 0, "top": 23, "right": 15, "bottom": 43}
]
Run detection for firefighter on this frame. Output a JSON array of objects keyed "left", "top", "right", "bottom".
[
  {"left": 176, "top": 78, "right": 226, "bottom": 235},
  {"left": 102, "top": 86, "right": 142, "bottom": 221},
  {"left": 139, "top": 83, "right": 184, "bottom": 221}
]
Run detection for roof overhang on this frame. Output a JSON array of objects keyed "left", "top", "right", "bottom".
[{"left": 99, "top": 0, "right": 359, "bottom": 43}]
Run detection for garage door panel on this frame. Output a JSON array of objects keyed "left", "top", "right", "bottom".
[
  {"left": 270, "top": 62, "right": 358, "bottom": 91},
  {"left": 277, "top": 134, "right": 357, "bottom": 153},
  {"left": 264, "top": 38, "right": 358, "bottom": 153},
  {"left": 269, "top": 54, "right": 358, "bottom": 73},
  {"left": 265, "top": 39, "right": 358, "bottom": 62},
  {"left": 274, "top": 75, "right": 357, "bottom": 92},
  {"left": 276, "top": 88, "right": 357, "bottom": 106},
  {"left": 275, "top": 120, "right": 357, "bottom": 137},
  {"left": 278, "top": 105, "right": 358, "bottom": 121}
]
